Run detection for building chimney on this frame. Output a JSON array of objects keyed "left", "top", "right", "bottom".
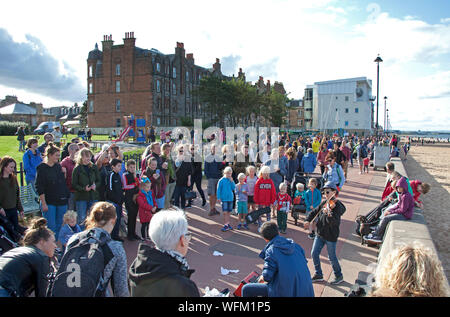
[
  {"left": 102, "top": 34, "right": 114, "bottom": 50},
  {"left": 213, "top": 58, "right": 221, "bottom": 72},
  {"left": 124, "top": 31, "right": 136, "bottom": 47},
  {"left": 176, "top": 42, "right": 184, "bottom": 49}
]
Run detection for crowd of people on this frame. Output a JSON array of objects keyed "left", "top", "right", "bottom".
[{"left": 0, "top": 129, "right": 448, "bottom": 298}]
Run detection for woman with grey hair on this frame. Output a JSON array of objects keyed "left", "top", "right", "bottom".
[{"left": 129, "top": 208, "right": 200, "bottom": 297}]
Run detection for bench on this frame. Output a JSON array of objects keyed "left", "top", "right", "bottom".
[{"left": 19, "top": 184, "right": 41, "bottom": 215}]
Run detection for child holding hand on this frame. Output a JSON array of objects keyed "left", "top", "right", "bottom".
[
  {"left": 235, "top": 173, "right": 249, "bottom": 230},
  {"left": 136, "top": 177, "right": 157, "bottom": 241}
]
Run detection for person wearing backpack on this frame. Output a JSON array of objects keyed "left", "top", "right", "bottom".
[
  {"left": 49, "top": 202, "right": 129, "bottom": 297},
  {"left": 356, "top": 140, "right": 368, "bottom": 175},
  {"left": 322, "top": 152, "right": 345, "bottom": 195},
  {"left": 0, "top": 218, "right": 56, "bottom": 297}
]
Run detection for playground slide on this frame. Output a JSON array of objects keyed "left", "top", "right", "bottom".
[{"left": 114, "top": 126, "right": 131, "bottom": 142}]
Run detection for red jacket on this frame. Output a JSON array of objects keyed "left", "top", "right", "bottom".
[
  {"left": 137, "top": 190, "right": 157, "bottom": 223},
  {"left": 410, "top": 180, "right": 422, "bottom": 203},
  {"left": 275, "top": 192, "right": 292, "bottom": 211},
  {"left": 254, "top": 177, "right": 276, "bottom": 207}
]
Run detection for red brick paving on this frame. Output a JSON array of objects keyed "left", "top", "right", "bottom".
[{"left": 122, "top": 164, "right": 376, "bottom": 297}]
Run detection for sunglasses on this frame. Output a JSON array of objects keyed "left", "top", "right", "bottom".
[
  {"left": 141, "top": 177, "right": 151, "bottom": 183},
  {"left": 184, "top": 231, "right": 192, "bottom": 242},
  {"left": 179, "top": 150, "right": 184, "bottom": 153},
  {"left": 322, "top": 190, "right": 333, "bottom": 195}
]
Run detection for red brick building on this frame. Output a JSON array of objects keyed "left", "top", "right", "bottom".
[{"left": 87, "top": 32, "right": 287, "bottom": 129}]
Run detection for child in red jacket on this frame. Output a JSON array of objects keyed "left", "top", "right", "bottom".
[
  {"left": 254, "top": 166, "right": 276, "bottom": 231},
  {"left": 274, "top": 183, "right": 292, "bottom": 234},
  {"left": 136, "top": 177, "right": 157, "bottom": 241}
]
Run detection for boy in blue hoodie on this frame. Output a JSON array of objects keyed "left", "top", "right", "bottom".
[
  {"left": 242, "top": 222, "right": 314, "bottom": 297},
  {"left": 304, "top": 178, "right": 322, "bottom": 239}
]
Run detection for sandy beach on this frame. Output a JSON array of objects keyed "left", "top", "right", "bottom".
[{"left": 402, "top": 142, "right": 450, "bottom": 280}]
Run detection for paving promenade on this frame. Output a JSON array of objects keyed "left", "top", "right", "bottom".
[{"left": 122, "top": 163, "right": 386, "bottom": 297}]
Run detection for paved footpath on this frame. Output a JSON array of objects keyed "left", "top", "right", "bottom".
[{"left": 122, "top": 163, "right": 386, "bottom": 297}]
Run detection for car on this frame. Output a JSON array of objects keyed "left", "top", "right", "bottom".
[{"left": 33, "top": 121, "right": 61, "bottom": 135}]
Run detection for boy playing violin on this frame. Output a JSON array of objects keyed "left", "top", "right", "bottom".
[{"left": 304, "top": 181, "right": 346, "bottom": 285}]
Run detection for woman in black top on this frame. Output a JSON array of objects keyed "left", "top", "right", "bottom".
[
  {"left": 187, "top": 145, "right": 206, "bottom": 207},
  {"left": 173, "top": 145, "right": 192, "bottom": 210},
  {"left": 0, "top": 218, "right": 56, "bottom": 297},
  {"left": 35, "top": 143, "right": 70, "bottom": 239}
]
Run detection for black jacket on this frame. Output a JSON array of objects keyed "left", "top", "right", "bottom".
[
  {"left": 306, "top": 199, "right": 346, "bottom": 242},
  {"left": 35, "top": 162, "right": 70, "bottom": 206},
  {"left": 0, "top": 246, "right": 51, "bottom": 297},
  {"left": 175, "top": 161, "right": 193, "bottom": 187},
  {"left": 106, "top": 171, "right": 124, "bottom": 204},
  {"left": 128, "top": 244, "right": 200, "bottom": 297}
]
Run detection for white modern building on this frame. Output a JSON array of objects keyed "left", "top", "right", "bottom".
[{"left": 303, "top": 77, "right": 375, "bottom": 135}]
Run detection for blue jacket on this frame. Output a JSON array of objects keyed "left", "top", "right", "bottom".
[
  {"left": 204, "top": 155, "right": 222, "bottom": 179},
  {"left": 260, "top": 235, "right": 314, "bottom": 297},
  {"left": 216, "top": 177, "right": 236, "bottom": 202},
  {"left": 286, "top": 158, "right": 299, "bottom": 182},
  {"left": 305, "top": 188, "right": 322, "bottom": 211},
  {"left": 323, "top": 163, "right": 345, "bottom": 188},
  {"left": 58, "top": 223, "right": 82, "bottom": 246},
  {"left": 301, "top": 153, "right": 317, "bottom": 173},
  {"left": 23, "top": 149, "right": 43, "bottom": 183},
  {"left": 278, "top": 156, "right": 288, "bottom": 178}
]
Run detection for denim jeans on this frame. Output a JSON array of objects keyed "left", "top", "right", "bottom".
[
  {"left": 242, "top": 283, "right": 268, "bottom": 297},
  {"left": 311, "top": 235, "right": 342, "bottom": 278},
  {"left": 0, "top": 287, "right": 11, "bottom": 297},
  {"left": 42, "top": 204, "right": 67, "bottom": 239},
  {"left": 221, "top": 201, "right": 233, "bottom": 212},
  {"left": 164, "top": 182, "right": 176, "bottom": 209},
  {"left": 373, "top": 213, "right": 407, "bottom": 238},
  {"left": 173, "top": 186, "right": 187, "bottom": 209},
  {"left": 68, "top": 192, "right": 76, "bottom": 211},
  {"left": 108, "top": 201, "right": 123, "bottom": 239},
  {"left": 4, "top": 208, "right": 20, "bottom": 233},
  {"left": 75, "top": 200, "right": 97, "bottom": 229}
]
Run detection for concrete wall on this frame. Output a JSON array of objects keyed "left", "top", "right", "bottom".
[{"left": 378, "top": 157, "right": 449, "bottom": 288}]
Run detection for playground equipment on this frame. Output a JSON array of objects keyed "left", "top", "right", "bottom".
[{"left": 114, "top": 114, "right": 147, "bottom": 143}]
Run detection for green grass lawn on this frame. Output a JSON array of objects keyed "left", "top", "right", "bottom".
[{"left": 0, "top": 134, "right": 145, "bottom": 183}]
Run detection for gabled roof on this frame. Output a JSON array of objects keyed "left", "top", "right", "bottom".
[{"left": 0, "top": 103, "right": 36, "bottom": 115}]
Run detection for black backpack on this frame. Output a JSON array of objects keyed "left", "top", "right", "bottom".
[
  {"left": 359, "top": 145, "right": 368, "bottom": 159},
  {"left": 47, "top": 229, "right": 114, "bottom": 297}
]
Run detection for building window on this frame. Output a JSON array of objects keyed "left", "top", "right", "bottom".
[
  {"left": 345, "top": 108, "right": 349, "bottom": 113},
  {"left": 186, "top": 86, "right": 190, "bottom": 97},
  {"left": 115, "top": 99, "right": 121, "bottom": 112},
  {"left": 89, "top": 82, "right": 93, "bottom": 94},
  {"left": 345, "top": 121, "right": 349, "bottom": 126},
  {"left": 345, "top": 96, "right": 349, "bottom": 101},
  {"left": 355, "top": 108, "right": 359, "bottom": 113},
  {"left": 116, "top": 64, "right": 120, "bottom": 76},
  {"left": 89, "top": 65, "right": 93, "bottom": 78},
  {"left": 173, "top": 83, "right": 177, "bottom": 95},
  {"left": 156, "top": 63, "right": 161, "bottom": 72},
  {"left": 116, "top": 81, "right": 120, "bottom": 93},
  {"left": 156, "top": 80, "right": 161, "bottom": 92},
  {"left": 89, "top": 100, "right": 94, "bottom": 113},
  {"left": 166, "top": 64, "right": 170, "bottom": 75},
  {"left": 186, "top": 71, "right": 189, "bottom": 82},
  {"left": 173, "top": 67, "right": 177, "bottom": 78},
  {"left": 157, "top": 117, "right": 161, "bottom": 125},
  {"left": 335, "top": 96, "right": 338, "bottom": 100},
  {"left": 116, "top": 118, "right": 121, "bottom": 127}
]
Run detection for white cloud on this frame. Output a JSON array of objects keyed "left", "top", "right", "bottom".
[{"left": 0, "top": 0, "right": 449, "bottom": 131}]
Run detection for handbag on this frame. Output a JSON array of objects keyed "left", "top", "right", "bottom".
[{"left": 185, "top": 189, "right": 197, "bottom": 200}]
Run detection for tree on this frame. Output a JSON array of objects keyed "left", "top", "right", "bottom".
[
  {"left": 260, "top": 88, "right": 289, "bottom": 128},
  {"left": 80, "top": 100, "right": 88, "bottom": 127}
]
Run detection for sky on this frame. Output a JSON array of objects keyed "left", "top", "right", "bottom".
[{"left": 0, "top": 0, "right": 449, "bottom": 131}]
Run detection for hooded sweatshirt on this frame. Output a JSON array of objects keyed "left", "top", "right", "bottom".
[
  {"left": 388, "top": 177, "right": 415, "bottom": 220},
  {"left": 301, "top": 152, "right": 317, "bottom": 173},
  {"left": 254, "top": 177, "right": 277, "bottom": 206},
  {"left": 259, "top": 235, "right": 314, "bottom": 297},
  {"left": 128, "top": 244, "right": 200, "bottom": 297}
]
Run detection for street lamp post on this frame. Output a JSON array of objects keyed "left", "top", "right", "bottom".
[
  {"left": 374, "top": 54, "right": 383, "bottom": 139},
  {"left": 386, "top": 109, "right": 389, "bottom": 133},
  {"left": 384, "top": 96, "right": 387, "bottom": 134}
]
